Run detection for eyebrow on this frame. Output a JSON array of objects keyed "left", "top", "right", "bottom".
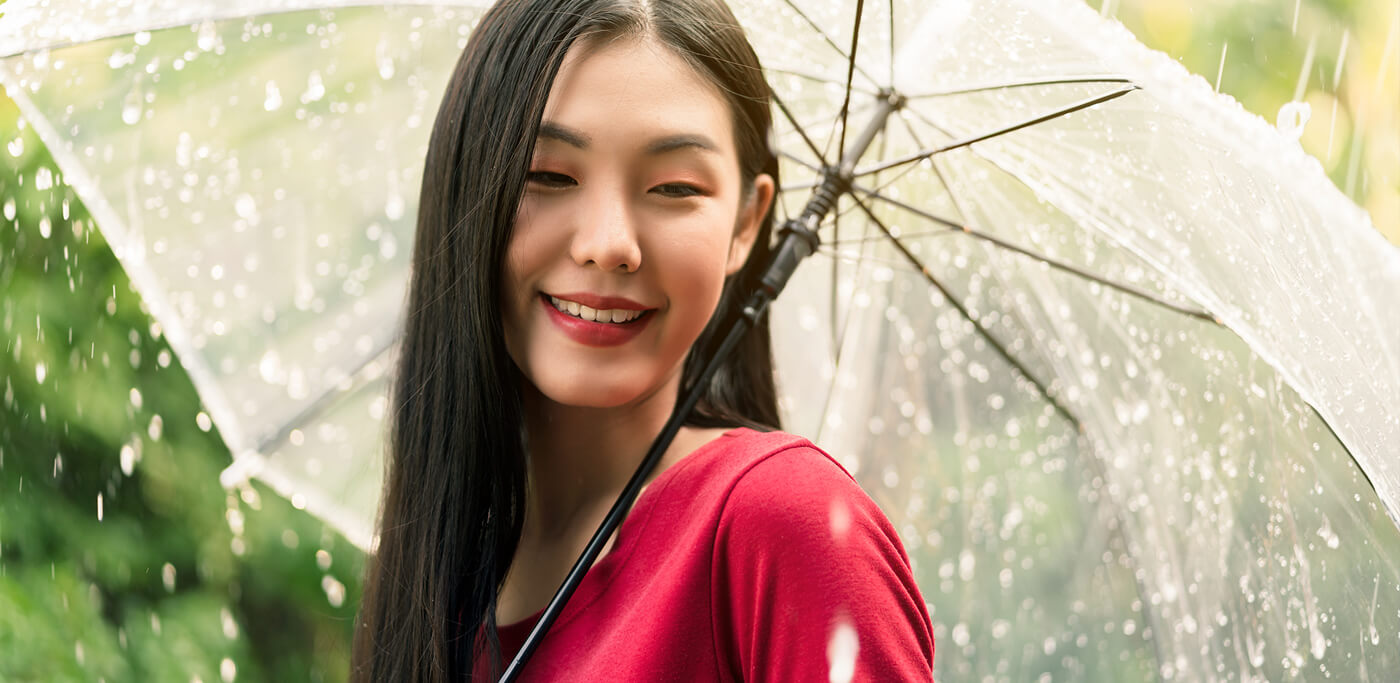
[{"left": 537, "top": 120, "right": 720, "bottom": 155}]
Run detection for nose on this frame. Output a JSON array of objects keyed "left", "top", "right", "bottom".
[{"left": 569, "top": 184, "right": 642, "bottom": 273}]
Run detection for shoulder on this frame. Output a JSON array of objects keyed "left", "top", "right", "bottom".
[
  {"left": 705, "top": 431, "right": 936, "bottom": 679},
  {"left": 714, "top": 429, "right": 874, "bottom": 523},
  {"left": 709, "top": 429, "right": 904, "bottom": 565}
]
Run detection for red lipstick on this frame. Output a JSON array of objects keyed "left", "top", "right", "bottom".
[{"left": 540, "top": 293, "right": 654, "bottom": 347}]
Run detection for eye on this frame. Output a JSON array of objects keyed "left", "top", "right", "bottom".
[
  {"left": 526, "top": 171, "right": 577, "bottom": 188},
  {"left": 651, "top": 182, "right": 705, "bottom": 198}
]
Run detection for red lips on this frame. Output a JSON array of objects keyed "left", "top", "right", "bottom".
[{"left": 540, "top": 292, "right": 654, "bottom": 347}]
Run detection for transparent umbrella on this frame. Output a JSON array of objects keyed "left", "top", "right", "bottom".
[{"left": 3, "top": 0, "right": 1398, "bottom": 680}]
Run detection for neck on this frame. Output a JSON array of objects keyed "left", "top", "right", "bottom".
[{"left": 518, "top": 370, "right": 683, "bottom": 539}]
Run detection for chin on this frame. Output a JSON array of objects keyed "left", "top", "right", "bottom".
[{"left": 532, "top": 373, "right": 652, "bottom": 410}]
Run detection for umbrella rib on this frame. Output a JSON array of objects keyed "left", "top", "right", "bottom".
[
  {"left": 905, "top": 74, "right": 1136, "bottom": 98},
  {"left": 850, "top": 183, "right": 1220, "bottom": 323},
  {"left": 842, "top": 191, "right": 1080, "bottom": 429},
  {"left": 779, "top": 0, "right": 881, "bottom": 89},
  {"left": 771, "top": 91, "right": 831, "bottom": 167},
  {"left": 887, "top": 0, "right": 895, "bottom": 85},
  {"left": 251, "top": 331, "right": 398, "bottom": 456},
  {"left": 765, "top": 66, "right": 881, "bottom": 96},
  {"left": 853, "top": 84, "right": 1140, "bottom": 177},
  {"left": 778, "top": 150, "right": 823, "bottom": 173},
  {"left": 823, "top": 229, "right": 961, "bottom": 246},
  {"left": 835, "top": 0, "right": 868, "bottom": 163},
  {"left": 914, "top": 155, "right": 1172, "bottom": 679}
]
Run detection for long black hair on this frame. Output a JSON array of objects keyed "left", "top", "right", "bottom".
[{"left": 351, "top": 1, "right": 781, "bottom": 680}]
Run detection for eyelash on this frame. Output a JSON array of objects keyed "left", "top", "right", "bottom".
[{"left": 525, "top": 171, "right": 704, "bottom": 198}]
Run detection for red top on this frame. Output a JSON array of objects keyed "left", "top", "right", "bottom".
[{"left": 477, "top": 428, "right": 935, "bottom": 681}]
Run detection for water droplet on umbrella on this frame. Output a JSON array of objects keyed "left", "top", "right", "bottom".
[
  {"left": 264, "top": 81, "right": 283, "bottom": 111},
  {"left": 1276, "top": 101, "right": 1311, "bottom": 140},
  {"left": 302, "top": 70, "right": 326, "bottom": 103},
  {"left": 376, "top": 39, "right": 395, "bottom": 80},
  {"left": 121, "top": 88, "right": 143, "bottom": 125},
  {"left": 197, "top": 20, "right": 219, "bottom": 52},
  {"left": 384, "top": 191, "right": 404, "bottom": 220}
]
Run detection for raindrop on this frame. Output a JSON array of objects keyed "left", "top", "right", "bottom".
[
  {"left": 121, "top": 88, "right": 143, "bottom": 125},
  {"left": 224, "top": 507, "right": 244, "bottom": 536},
  {"left": 7, "top": 136, "right": 22, "bottom": 157},
  {"left": 175, "top": 132, "right": 192, "bottom": 168},
  {"left": 38, "top": 216, "right": 51, "bottom": 238},
  {"left": 829, "top": 499, "right": 852, "bottom": 541},
  {"left": 950, "top": 622, "right": 969, "bottom": 647},
  {"left": 258, "top": 350, "right": 284, "bottom": 384},
  {"left": 826, "top": 619, "right": 859, "bottom": 683},
  {"left": 33, "top": 167, "right": 52, "bottom": 190},
  {"left": 220, "top": 658, "right": 236, "bottom": 683},
  {"left": 302, "top": 70, "right": 326, "bottom": 103},
  {"left": 376, "top": 39, "right": 396, "bottom": 80},
  {"left": 958, "top": 549, "right": 975, "bottom": 581},
  {"left": 316, "top": 549, "right": 333, "bottom": 570},
  {"left": 264, "top": 81, "right": 282, "bottom": 111},
  {"left": 35, "top": 362, "right": 47, "bottom": 384},
  {"left": 1276, "top": 101, "right": 1311, "bottom": 141},
  {"left": 197, "top": 20, "right": 219, "bottom": 52},
  {"left": 385, "top": 192, "right": 405, "bottom": 221},
  {"left": 321, "top": 575, "right": 346, "bottom": 607},
  {"left": 3, "top": 198, "right": 14, "bottom": 220},
  {"left": 129, "top": 387, "right": 142, "bottom": 409},
  {"left": 148, "top": 415, "right": 163, "bottom": 441},
  {"left": 161, "top": 563, "right": 176, "bottom": 592},
  {"left": 196, "top": 411, "right": 213, "bottom": 431},
  {"left": 97, "top": 493, "right": 103, "bottom": 521},
  {"left": 120, "top": 443, "right": 136, "bottom": 475}
]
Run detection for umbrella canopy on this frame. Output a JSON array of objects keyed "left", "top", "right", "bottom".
[{"left": 3, "top": 0, "right": 1398, "bottom": 679}]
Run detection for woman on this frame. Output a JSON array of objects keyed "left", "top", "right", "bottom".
[{"left": 351, "top": 0, "right": 935, "bottom": 680}]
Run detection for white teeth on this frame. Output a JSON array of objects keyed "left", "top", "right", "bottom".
[{"left": 548, "top": 295, "right": 644, "bottom": 324}]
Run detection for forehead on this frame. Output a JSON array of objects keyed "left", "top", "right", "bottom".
[{"left": 539, "top": 36, "right": 735, "bottom": 154}]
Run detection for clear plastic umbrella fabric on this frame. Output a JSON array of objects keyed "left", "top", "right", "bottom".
[{"left": 3, "top": 0, "right": 1398, "bottom": 680}]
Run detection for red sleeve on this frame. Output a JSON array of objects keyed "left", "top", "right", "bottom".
[{"left": 711, "top": 446, "right": 935, "bottom": 682}]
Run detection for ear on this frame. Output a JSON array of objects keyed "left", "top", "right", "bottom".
[{"left": 726, "top": 173, "right": 775, "bottom": 275}]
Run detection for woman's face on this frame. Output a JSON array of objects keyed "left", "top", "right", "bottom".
[{"left": 502, "top": 36, "right": 773, "bottom": 410}]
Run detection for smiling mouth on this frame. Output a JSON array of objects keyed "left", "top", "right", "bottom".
[{"left": 544, "top": 294, "right": 651, "bottom": 324}]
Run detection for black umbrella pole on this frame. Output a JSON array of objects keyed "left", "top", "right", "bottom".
[{"left": 498, "top": 224, "right": 821, "bottom": 681}]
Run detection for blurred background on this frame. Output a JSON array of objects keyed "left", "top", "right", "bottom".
[{"left": 0, "top": 0, "right": 1395, "bottom": 681}]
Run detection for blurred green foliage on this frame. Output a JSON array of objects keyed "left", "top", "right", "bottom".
[
  {"left": 0, "top": 94, "right": 364, "bottom": 681},
  {"left": 1092, "top": 0, "right": 1398, "bottom": 244}
]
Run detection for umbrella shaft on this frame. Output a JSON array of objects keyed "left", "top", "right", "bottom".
[{"left": 763, "top": 89, "right": 905, "bottom": 317}]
